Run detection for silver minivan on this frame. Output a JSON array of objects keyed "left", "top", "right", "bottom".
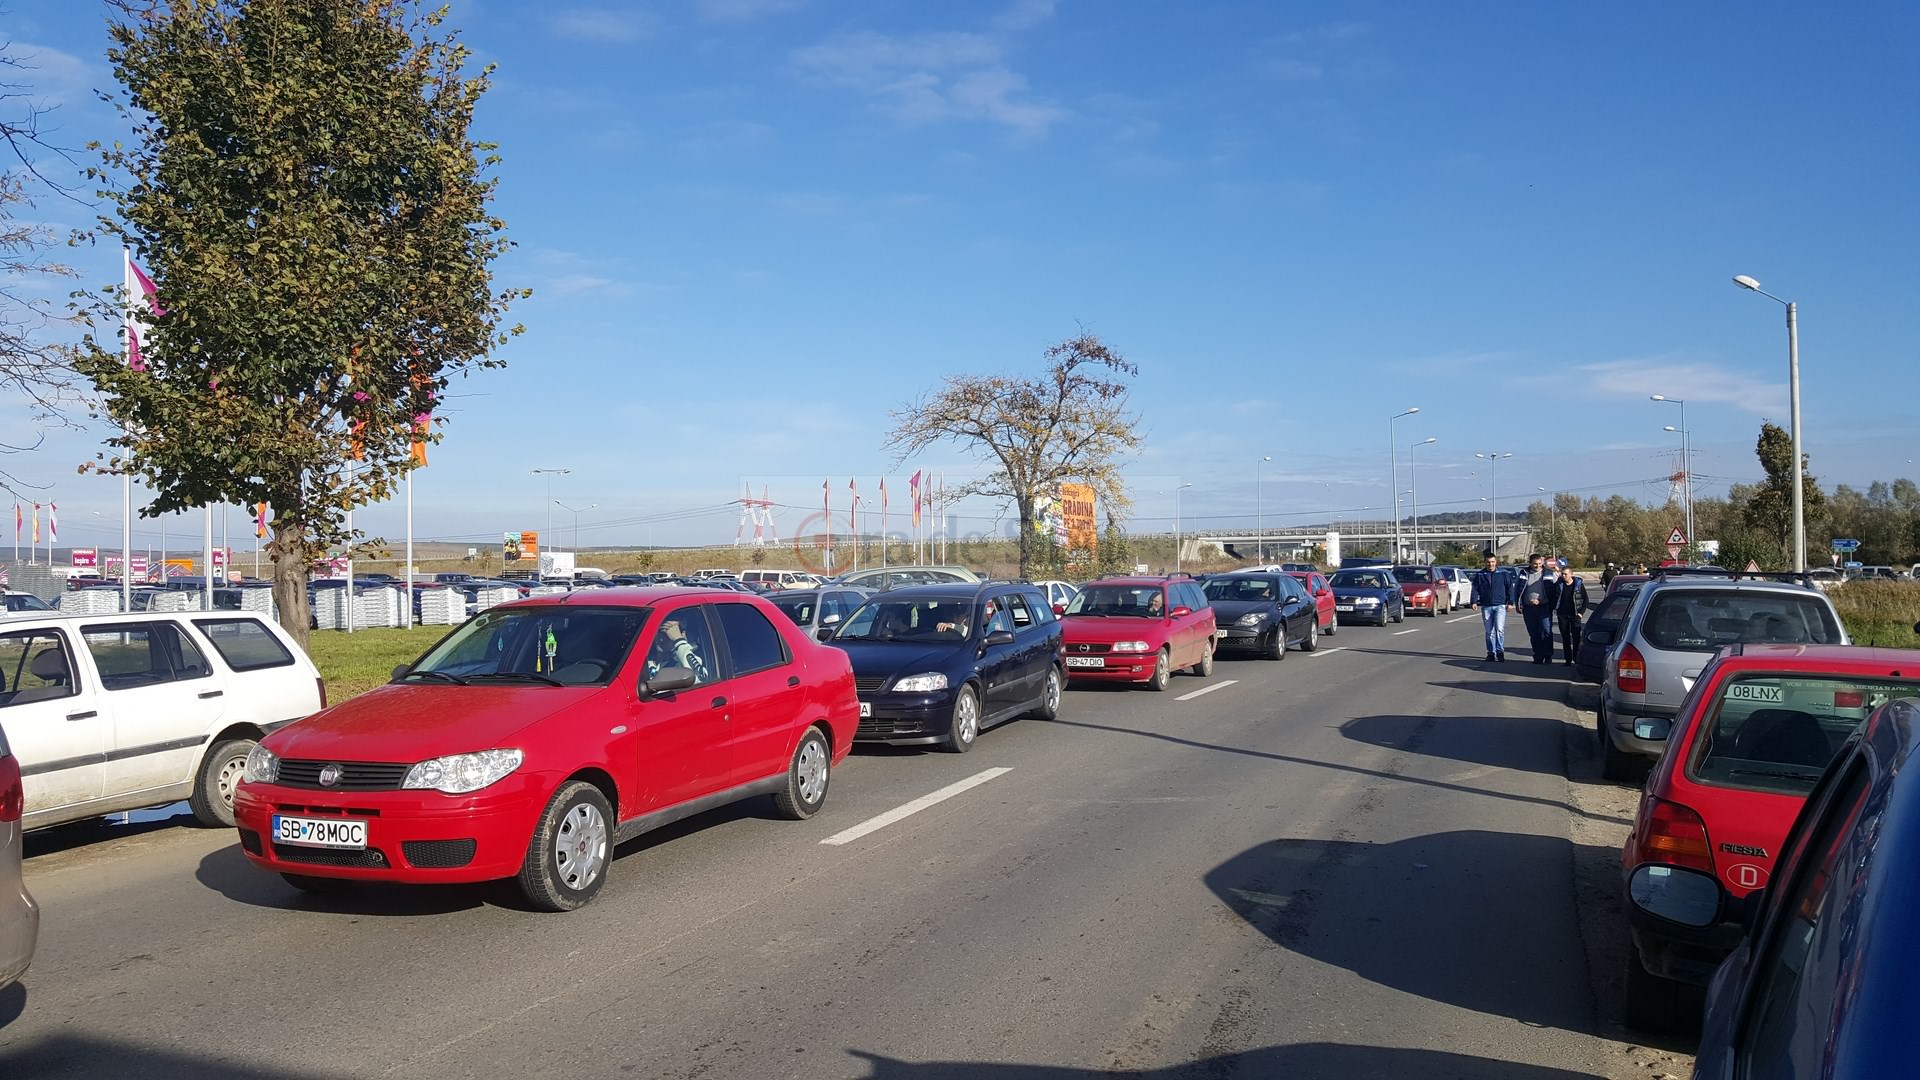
[
  {"left": 0, "top": 724, "right": 37, "bottom": 990},
  {"left": 1598, "top": 576, "right": 1846, "bottom": 779}
]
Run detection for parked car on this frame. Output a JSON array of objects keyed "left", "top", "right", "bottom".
[
  {"left": 0, "top": 723, "right": 36, "bottom": 991},
  {"left": 1430, "top": 566, "right": 1472, "bottom": 609},
  {"left": 1060, "top": 576, "right": 1217, "bottom": 691},
  {"left": 1029, "top": 579, "right": 1080, "bottom": 615},
  {"left": 741, "top": 570, "right": 817, "bottom": 591},
  {"left": 835, "top": 565, "right": 981, "bottom": 592},
  {"left": 1604, "top": 572, "right": 1652, "bottom": 597},
  {"left": 1283, "top": 570, "right": 1339, "bottom": 641},
  {"left": 234, "top": 588, "right": 856, "bottom": 910},
  {"left": 1599, "top": 576, "right": 1848, "bottom": 779},
  {"left": 1689, "top": 695, "right": 1920, "bottom": 1078},
  {"left": 1617, "top": 643, "right": 1920, "bottom": 1030},
  {"left": 768, "top": 587, "right": 871, "bottom": 638},
  {"left": 0, "top": 611, "right": 324, "bottom": 830},
  {"left": 824, "top": 583, "right": 1062, "bottom": 752},
  {"left": 1573, "top": 588, "right": 1640, "bottom": 684},
  {"left": 1204, "top": 572, "right": 1320, "bottom": 658},
  {"left": 1, "top": 592, "right": 53, "bottom": 614},
  {"left": 1328, "top": 567, "right": 1404, "bottom": 626},
  {"left": 1390, "top": 565, "right": 1452, "bottom": 616}
]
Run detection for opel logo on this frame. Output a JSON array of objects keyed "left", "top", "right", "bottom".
[
  {"left": 318, "top": 763, "right": 343, "bottom": 788},
  {"left": 1078, "top": 643, "right": 1091, "bottom": 652}
]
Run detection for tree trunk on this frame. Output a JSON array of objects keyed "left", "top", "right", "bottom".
[
  {"left": 1016, "top": 497, "right": 1036, "bottom": 580},
  {"left": 270, "top": 519, "right": 313, "bottom": 653}
]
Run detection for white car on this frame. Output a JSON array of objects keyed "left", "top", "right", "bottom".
[
  {"left": 0, "top": 724, "right": 36, "bottom": 990},
  {"left": 0, "top": 611, "right": 324, "bottom": 830},
  {"left": 1030, "top": 579, "right": 1080, "bottom": 614}
]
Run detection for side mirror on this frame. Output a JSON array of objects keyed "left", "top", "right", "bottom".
[
  {"left": 822, "top": 613, "right": 841, "bottom": 625},
  {"left": 816, "top": 627, "right": 836, "bottom": 641},
  {"left": 1627, "top": 864, "right": 1722, "bottom": 928},
  {"left": 641, "top": 667, "right": 697, "bottom": 699},
  {"left": 1633, "top": 716, "right": 1673, "bottom": 741},
  {"left": 1283, "top": 596, "right": 1303, "bottom": 608},
  {"left": 390, "top": 663, "right": 411, "bottom": 682},
  {"left": 1170, "top": 606, "right": 1192, "bottom": 618},
  {"left": 983, "top": 629, "right": 1016, "bottom": 648}
]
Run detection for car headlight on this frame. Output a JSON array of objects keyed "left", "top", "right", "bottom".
[
  {"left": 1354, "top": 596, "right": 1381, "bottom": 606},
  {"left": 1415, "top": 589, "right": 1433, "bottom": 598},
  {"left": 891, "top": 672, "right": 949, "bottom": 693},
  {"left": 244, "top": 744, "right": 279, "bottom": 784},
  {"left": 1110, "top": 640, "right": 1151, "bottom": 653},
  {"left": 1236, "top": 612, "right": 1268, "bottom": 626},
  {"left": 402, "top": 749, "right": 525, "bottom": 795}
]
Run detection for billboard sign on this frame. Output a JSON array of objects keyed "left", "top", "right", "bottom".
[
  {"left": 1059, "top": 482, "right": 1098, "bottom": 554},
  {"left": 520, "top": 530, "right": 540, "bottom": 560},
  {"left": 71, "top": 548, "right": 97, "bottom": 568},
  {"left": 503, "top": 532, "right": 523, "bottom": 563}
]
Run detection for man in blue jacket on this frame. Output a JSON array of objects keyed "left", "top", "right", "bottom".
[{"left": 1469, "top": 552, "right": 1518, "bottom": 661}]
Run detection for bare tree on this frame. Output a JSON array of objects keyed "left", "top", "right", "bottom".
[{"left": 886, "top": 333, "right": 1142, "bottom": 578}]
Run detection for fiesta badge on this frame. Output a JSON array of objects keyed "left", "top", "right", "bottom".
[{"left": 318, "top": 763, "right": 343, "bottom": 788}]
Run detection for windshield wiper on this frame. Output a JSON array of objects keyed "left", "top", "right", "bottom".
[
  {"left": 466, "top": 672, "right": 564, "bottom": 687},
  {"left": 402, "top": 670, "right": 467, "bottom": 685}
]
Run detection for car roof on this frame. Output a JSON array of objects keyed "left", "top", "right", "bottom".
[
  {"left": 1720, "top": 644, "right": 1920, "bottom": 668},
  {"left": 493, "top": 587, "right": 742, "bottom": 610},
  {"left": 1640, "top": 577, "right": 1823, "bottom": 597},
  {"left": 1082, "top": 576, "right": 1182, "bottom": 587}
]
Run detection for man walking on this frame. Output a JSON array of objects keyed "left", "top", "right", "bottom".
[
  {"left": 1470, "top": 552, "right": 1517, "bottom": 661},
  {"left": 1519, "top": 552, "right": 1557, "bottom": 664},
  {"left": 1554, "top": 561, "right": 1590, "bottom": 665}
]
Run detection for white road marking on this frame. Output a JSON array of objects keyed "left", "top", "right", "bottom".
[
  {"left": 1175, "top": 679, "right": 1238, "bottom": 702},
  {"left": 1228, "top": 887, "right": 1293, "bottom": 908},
  {"left": 1393, "top": 628, "right": 1421, "bottom": 636},
  {"left": 1307, "top": 647, "right": 1348, "bottom": 658},
  {"left": 819, "top": 767, "right": 1013, "bottom": 846},
  {"left": 1447, "top": 614, "right": 1478, "bottom": 624}
]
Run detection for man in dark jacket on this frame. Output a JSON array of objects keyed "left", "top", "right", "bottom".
[
  {"left": 1469, "top": 552, "right": 1518, "bottom": 661},
  {"left": 1553, "top": 561, "right": 1590, "bottom": 665},
  {"left": 1518, "top": 552, "right": 1558, "bottom": 664}
]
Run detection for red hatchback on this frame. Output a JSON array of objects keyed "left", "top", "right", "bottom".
[
  {"left": 1060, "top": 576, "right": 1217, "bottom": 691},
  {"left": 1284, "top": 571, "right": 1339, "bottom": 640},
  {"left": 234, "top": 589, "right": 858, "bottom": 911},
  {"left": 1390, "top": 565, "right": 1451, "bottom": 616},
  {"left": 1618, "top": 643, "right": 1920, "bottom": 1029}
]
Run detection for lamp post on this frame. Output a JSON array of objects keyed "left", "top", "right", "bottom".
[
  {"left": 1733, "top": 275, "right": 1805, "bottom": 573},
  {"left": 1651, "top": 394, "right": 1694, "bottom": 546},
  {"left": 1474, "top": 452, "right": 1512, "bottom": 553},
  {"left": 1408, "top": 437, "right": 1435, "bottom": 562},
  {"left": 1173, "top": 482, "right": 1193, "bottom": 572},
  {"left": 1389, "top": 407, "right": 1420, "bottom": 560},
  {"left": 1536, "top": 486, "right": 1558, "bottom": 557},
  {"left": 1256, "top": 455, "right": 1272, "bottom": 563},
  {"left": 555, "top": 500, "right": 597, "bottom": 554},
  {"left": 530, "top": 468, "right": 571, "bottom": 571}
]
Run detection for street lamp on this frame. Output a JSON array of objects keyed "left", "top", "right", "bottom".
[
  {"left": 1474, "top": 452, "right": 1512, "bottom": 553},
  {"left": 1535, "top": 486, "right": 1558, "bottom": 557},
  {"left": 1408, "top": 437, "right": 1435, "bottom": 562},
  {"left": 555, "top": 500, "right": 597, "bottom": 553},
  {"left": 530, "top": 468, "right": 571, "bottom": 570},
  {"left": 1389, "top": 407, "right": 1420, "bottom": 560},
  {"left": 1651, "top": 394, "right": 1695, "bottom": 547},
  {"left": 1173, "top": 482, "right": 1193, "bottom": 572},
  {"left": 1733, "top": 274, "right": 1805, "bottom": 572},
  {"left": 1256, "top": 456, "right": 1272, "bottom": 563}
]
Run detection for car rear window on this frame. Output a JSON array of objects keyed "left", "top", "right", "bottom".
[
  {"left": 192, "top": 617, "right": 296, "bottom": 671},
  {"left": 1689, "top": 673, "right": 1917, "bottom": 794},
  {"left": 1639, "top": 591, "right": 1841, "bottom": 652}
]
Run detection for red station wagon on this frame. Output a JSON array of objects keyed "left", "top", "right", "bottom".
[
  {"left": 1059, "top": 577, "right": 1217, "bottom": 691},
  {"left": 1618, "top": 643, "right": 1920, "bottom": 1030},
  {"left": 234, "top": 589, "right": 858, "bottom": 911}
]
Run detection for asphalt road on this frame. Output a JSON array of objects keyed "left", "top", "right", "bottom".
[{"left": 0, "top": 613, "right": 1633, "bottom": 1079}]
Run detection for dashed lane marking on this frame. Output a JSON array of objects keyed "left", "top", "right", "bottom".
[
  {"left": 1393, "top": 628, "right": 1421, "bottom": 636},
  {"left": 1175, "top": 679, "right": 1238, "bottom": 702},
  {"left": 1307, "top": 647, "right": 1348, "bottom": 658},
  {"left": 819, "top": 767, "right": 1013, "bottom": 846}
]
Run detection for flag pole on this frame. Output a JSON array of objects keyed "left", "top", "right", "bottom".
[
  {"left": 121, "top": 246, "right": 135, "bottom": 611},
  {"left": 405, "top": 467, "right": 415, "bottom": 630},
  {"left": 202, "top": 504, "right": 213, "bottom": 611}
]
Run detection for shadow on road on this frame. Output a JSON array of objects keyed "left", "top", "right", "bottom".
[
  {"left": 23, "top": 809, "right": 200, "bottom": 860},
  {"left": 1340, "top": 712, "right": 1567, "bottom": 776},
  {"left": 1205, "top": 833, "right": 1610, "bottom": 1036},
  {"left": 848, "top": 1043, "right": 1597, "bottom": 1078},
  {"left": 0, "top": 983, "right": 24, "bottom": 1031},
  {"left": 0, "top": 1035, "right": 350, "bottom": 1079}
]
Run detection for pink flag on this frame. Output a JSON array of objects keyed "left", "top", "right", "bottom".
[
  {"left": 11, "top": 503, "right": 18, "bottom": 541},
  {"left": 47, "top": 502, "right": 56, "bottom": 543},
  {"left": 124, "top": 250, "right": 164, "bottom": 372},
  {"left": 910, "top": 470, "right": 923, "bottom": 528}
]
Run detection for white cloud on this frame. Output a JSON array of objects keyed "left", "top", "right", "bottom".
[
  {"left": 697, "top": 0, "right": 803, "bottom": 22},
  {"left": 1579, "top": 356, "right": 1788, "bottom": 415},
  {"left": 992, "top": 0, "right": 1056, "bottom": 32},
  {"left": 792, "top": 25, "right": 1065, "bottom": 136},
  {"left": 6, "top": 43, "right": 98, "bottom": 108},
  {"left": 550, "top": 8, "right": 660, "bottom": 43}
]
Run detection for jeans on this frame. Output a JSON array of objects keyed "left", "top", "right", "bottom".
[
  {"left": 1481, "top": 605, "right": 1507, "bottom": 656},
  {"left": 1523, "top": 605, "right": 1555, "bottom": 662}
]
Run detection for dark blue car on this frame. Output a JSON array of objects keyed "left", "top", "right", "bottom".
[
  {"left": 1328, "top": 567, "right": 1404, "bottom": 626},
  {"left": 1639, "top": 696, "right": 1920, "bottom": 1078},
  {"left": 825, "top": 583, "right": 1063, "bottom": 753}
]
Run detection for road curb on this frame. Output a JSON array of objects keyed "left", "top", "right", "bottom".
[{"left": 1565, "top": 681, "right": 1600, "bottom": 713}]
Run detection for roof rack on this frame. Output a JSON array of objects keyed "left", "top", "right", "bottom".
[
  {"left": 1648, "top": 565, "right": 1734, "bottom": 580},
  {"left": 1729, "top": 570, "right": 1819, "bottom": 586}
]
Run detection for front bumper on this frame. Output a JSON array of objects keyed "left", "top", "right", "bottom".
[
  {"left": 855, "top": 690, "right": 957, "bottom": 744},
  {"left": 233, "top": 776, "right": 547, "bottom": 884},
  {"left": 1334, "top": 602, "right": 1384, "bottom": 624},
  {"left": 1404, "top": 592, "right": 1439, "bottom": 613},
  {"left": 1215, "top": 623, "right": 1273, "bottom": 650},
  {"left": 1062, "top": 652, "right": 1158, "bottom": 683}
]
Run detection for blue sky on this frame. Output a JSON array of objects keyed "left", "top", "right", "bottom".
[{"left": 6, "top": 0, "right": 1917, "bottom": 556}]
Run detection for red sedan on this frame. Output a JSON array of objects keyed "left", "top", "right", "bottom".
[
  {"left": 1060, "top": 576, "right": 1216, "bottom": 691},
  {"left": 1284, "top": 570, "right": 1339, "bottom": 639},
  {"left": 234, "top": 589, "right": 857, "bottom": 911}
]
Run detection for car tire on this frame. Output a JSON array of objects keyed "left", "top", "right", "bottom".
[
  {"left": 945, "top": 685, "right": 981, "bottom": 752},
  {"left": 1190, "top": 639, "right": 1215, "bottom": 676},
  {"left": 1301, "top": 619, "right": 1318, "bottom": 652},
  {"left": 1324, "top": 615, "right": 1336, "bottom": 637},
  {"left": 190, "top": 737, "right": 256, "bottom": 828},
  {"left": 516, "top": 780, "right": 614, "bottom": 912},
  {"left": 1029, "top": 666, "right": 1063, "bottom": 720},
  {"left": 1623, "top": 952, "right": 1692, "bottom": 1033},
  {"left": 771, "top": 726, "right": 831, "bottom": 820},
  {"left": 1391, "top": 603, "right": 1404, "bottom": 624},
  {"left": 1265, "top": 628, "right": 1286, "bottom": 661},
  {"left": 281, "top": 873, "right": 351, "bottom": 894},
  {"left": 1147, "top": 649, "right": 1172, "bottom": 690}
]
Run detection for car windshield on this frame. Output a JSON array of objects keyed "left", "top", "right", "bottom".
[
  {"left": 1204, "top": 577, "right": 1277, "bottom": 602},
  {"left": 771, "top": 596, "right": 815, "bottom": 626},
  {"left": 3, "top": 594, "right": 52, "bottom": 611},
  {"left": 408, "top": 605, "right": 650, "bottom": 686},
  {"left": 1393, "top": 567, "right": 1434, "bottom": 583},
  {"left": 1691, "top": 674, "right": 1919, "bottom": 794},
  {"left": 1331, "top": 571, "right": 1387, "bottom": 588},
  {"left": 1064, "top": 585, "right": 1167, "bottom": 618},
  {"left": 1640, "top": 591, "right": 1842, "bottom": 651},
  {"left": 834, "top": 597, "right": 981, "bottom": 642}
]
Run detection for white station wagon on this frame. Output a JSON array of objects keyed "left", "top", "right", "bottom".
[{"left": 0, "top": 611, "right": 324, "bottom": 830}]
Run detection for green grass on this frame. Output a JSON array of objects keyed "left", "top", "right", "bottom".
[
  {"left": 304, "top": 625, "right": 452, "bottom": 703},
  {"left": 1827, "top": 581, "right": 1920, "bottom": 648}
]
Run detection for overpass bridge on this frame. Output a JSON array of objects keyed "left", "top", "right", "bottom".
[{"left": 1187, "top": 522, "right": 1535, "bottom": 561}]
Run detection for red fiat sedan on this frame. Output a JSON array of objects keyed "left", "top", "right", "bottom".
[{"left": 234, "top": 589, "right": 857, "bottom": 911}]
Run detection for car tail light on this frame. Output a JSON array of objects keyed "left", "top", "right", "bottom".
[
  {"left": 1633, "top": 796, "right": 1714, "bottom": 874},
  {"left": 1616, "top": 643, "right": 1646, "bottom": 694},
  {"left": 0, "top": 754, "right": 21, "bottom": 823},
  {"left": 1834, "top": 690, "right": 1864, "bottom": 709},
  {"left": 317, "top": 677, "right": 329, "bottom": 709}
]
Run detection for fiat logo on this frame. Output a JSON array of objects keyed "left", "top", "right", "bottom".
[{"left": 318, "top": 763, "right": 343, "bottom": 788}]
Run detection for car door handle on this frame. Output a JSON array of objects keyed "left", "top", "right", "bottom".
[
  {"left": 710, "top": 696, "right": 728, "bottom": 709},
  {"left": 67, "top": 710, "right": 98, "bottom": 722},
  {"left": 788, "top": 676, "right": 800, "bottom": 687},
  {"left": 198, "top": 690, "right": 224, "bottom": 699}
]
